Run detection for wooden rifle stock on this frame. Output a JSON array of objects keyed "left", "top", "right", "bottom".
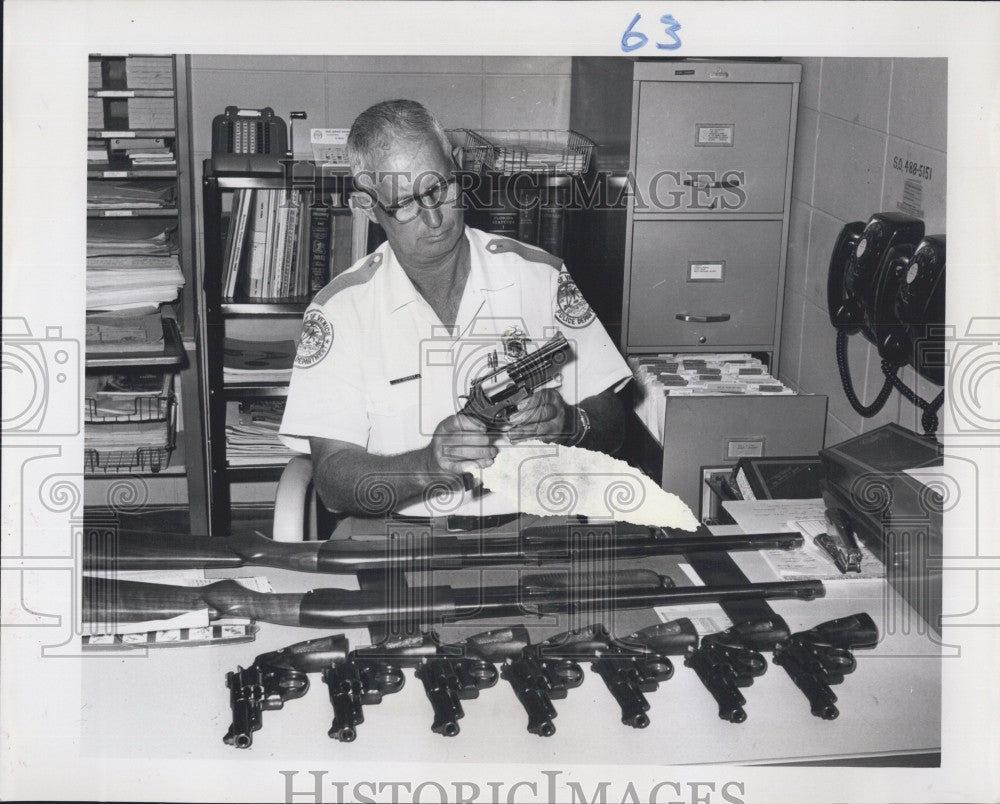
[{"left": 82, "top": 573, "right": 824, "bottom": 631}]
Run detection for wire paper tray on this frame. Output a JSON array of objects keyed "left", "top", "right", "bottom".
[
  {"left": 447, "top": 129, "right": 490, "bottom": 173},
  {"left": 84, "top": 391, "right": 175, "bottom": 423},
  {"left": 84, "top": 445, "right": 175, "bottom": 474},
  {"left": 463, "top": 129, "right": 596, "bottom": 175}
]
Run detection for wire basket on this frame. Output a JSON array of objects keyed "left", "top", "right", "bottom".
[
  {"left": 447, "top": 129, "right": 491, "bottom": 173},
  {"left": 465, "top": 129, "right": 596, "bottom": 175},
  {"left": 84, "top": 445, "right": 175, "bottom": 474},
  {"left": 84, "top": 398, "right": 176, "bottom": 474},
  {"left": 84, "top": 390, "right": 175, "bottom": 423}
]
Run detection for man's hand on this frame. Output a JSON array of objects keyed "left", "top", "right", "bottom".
[
  {"left": 428, "top": 412, "right": 499, "bottom": 475},
  {"left": 503, "top": 388, "right": 573, "bottom": 444}
]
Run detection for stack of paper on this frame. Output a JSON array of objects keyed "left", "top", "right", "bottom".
[
  {"left": 225, "top": 400, "right": 296, "bottom": 466},
  {"left": 85, "top": 373, "right": 172, "bottom": 421},
  {"left": 223, "top": 338, "right": 297, "bottom": 383},
  {"left": 86, "top": 255, "right": 184, "bottom": 310},
  {"left": 124, "top": 56, "right": 174, "bottom": 89},
  {"left": 127, "top": 97, "right": 175, "bottom": 128},
  {"left": 86, "top": 311, "right": 164, "bottom": 353},
  {"left": 87, "top": 180, "right": 175, "bottom": 209}
]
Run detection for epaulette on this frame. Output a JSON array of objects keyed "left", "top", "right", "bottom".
[
  {"left": 485, "top": 237, "right": 562, "bottom": 271},
  {"left": 311, "top": 252, "right": 384, "bottom": 307}
]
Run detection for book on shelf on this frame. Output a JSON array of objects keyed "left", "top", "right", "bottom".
[
  {"left": 515, "top": 186, "right": 540, "bottom": 246},
  {"left": 732, "top": 456, "right": 823, "bottom": 502},
  {"left": 308, "top": 203, "right": 332, "bottom": 291},
  {"left": 537, "top": 186, "right": 568, "bottom": 258},
  {"left": 221, "top": 189, "right": 357, "bottom": 302}
]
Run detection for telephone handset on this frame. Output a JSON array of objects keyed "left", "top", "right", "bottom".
[
  {"left": 873, "top": 235, "right": 946, "bottom": 385},
  {"left": 827, "top": 212, "right": 924, "bottom": 335},
  {"left": 827, "top": 213, "right": 944, "bottom": 434}
]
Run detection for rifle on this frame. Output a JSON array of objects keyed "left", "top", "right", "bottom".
[
  {"left": 771, "top": 613, "right": 879, "bottom": 719},
  {"left": 683, "top": 615, "right": 790, "bottom": 723},
  {"left": 82, "top": 524, "right": 804, "bottom": 575},
  {"left": 501, "top": 619, "right": 698, "bottom": 736},
  {"left": 83, "top": 571, "right": 824, "bottom": 631},
  {"left": 327, "top": 626, "right": 529, "bottom": 740}
]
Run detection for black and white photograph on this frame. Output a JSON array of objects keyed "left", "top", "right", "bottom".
[{"left": 2, "top": 2, "right": 998, "bottom": 803}]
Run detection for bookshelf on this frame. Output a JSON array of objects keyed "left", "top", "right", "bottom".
[
  {"left": 201, "top": 163, "right": 359, "bottom": 536},
  {"left": 85, "top": 54, "right": 209, "bottom": 534}
]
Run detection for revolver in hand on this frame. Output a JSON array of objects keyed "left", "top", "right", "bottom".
[{"left": 462, "top": 332, "right": 571, "bottom": 427}]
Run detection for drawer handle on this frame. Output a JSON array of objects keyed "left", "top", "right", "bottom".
[
  {"left": 676, "top": 313, "right": 731, "bottom": 323},
  {"left": 682, "top": 178, "right": 741, "bottom": 189}
]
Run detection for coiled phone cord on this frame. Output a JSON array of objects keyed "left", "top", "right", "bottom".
[
  {"left": 836, "top": 330, "right": 894, "bottom": 417},
  {"left": 882, "top": 363, "right": 945, "bottom": 436}
]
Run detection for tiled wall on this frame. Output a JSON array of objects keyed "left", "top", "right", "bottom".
[
  {"left": 188, "top": 55, "right": 572, "bottom": 288},
  {"left": 779, "top": 58, "right": 947, "bottom": 445}
]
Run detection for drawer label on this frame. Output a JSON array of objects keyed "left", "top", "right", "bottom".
[
  {"left": 695, "top": 123, "right": 734, "bottom": 147},
  {"left": 725, "top": 438, "right": 765, "bottom": 459},
  {"left": 688, "top": 261, "right": 725, "bottom": 282}
]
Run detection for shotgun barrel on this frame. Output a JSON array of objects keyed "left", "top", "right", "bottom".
[
  {"left": 82, "top": 573, "right": 824, "bottom": 631},
  {"left": 82, "top": 526, "right": 804, "bottom": 575}
]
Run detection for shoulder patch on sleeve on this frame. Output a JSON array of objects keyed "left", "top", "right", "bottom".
[
  {"left": 554, "top": 270, "right": 597, "bottom": 329},
  {"left": 311, "top": 252, "right": 384, "bottom": 307},
  {"left": 485, "top": 237, "right": 562, "bottom": 271},
  {"left": 295, "top": 309, "right": 334, "bottom": 368}
]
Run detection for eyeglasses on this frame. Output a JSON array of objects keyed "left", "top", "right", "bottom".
[{"left": 366, "top": 177, "right": 459, "bottom": 223}]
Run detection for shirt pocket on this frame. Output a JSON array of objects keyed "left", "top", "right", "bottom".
[{"left": 366, "top": 380, "right": 425, "bottom": 455}]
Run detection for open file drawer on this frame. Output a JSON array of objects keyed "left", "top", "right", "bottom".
[{"left": 655, "top": 394, "right": 828, "bottom": 514}]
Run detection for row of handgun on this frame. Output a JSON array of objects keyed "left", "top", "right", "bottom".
[{"left": 224, "top": 612, "right": 878, "bottom": 748}]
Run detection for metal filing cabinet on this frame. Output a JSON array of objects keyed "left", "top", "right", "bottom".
[{"left": 621, "top": 60, "right": 801, "bottom": 371}]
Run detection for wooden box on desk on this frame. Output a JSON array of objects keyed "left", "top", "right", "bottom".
[{"left": 655, "top": 394, "right": 828, "bottom": 515}]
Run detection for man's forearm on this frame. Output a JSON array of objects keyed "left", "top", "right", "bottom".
[
  {"left": 572, "top": 389, "right": 627, "bottom": 455},
  {"left": 310, "top": 441, "right": 460, "bottom": 517}
]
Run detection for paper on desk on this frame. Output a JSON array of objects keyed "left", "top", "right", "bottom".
[
  {"left": 721, "top": 498, "right": 827, "bottom": 533},
  {"left": 480, "top": 439, "right": 699, "bottom": 530},
  {"left": 761, "top": 517, "right": 885, "bottom": 582},
  {"left": 653, "top": 562, "right": 733, "bottom": 635}
]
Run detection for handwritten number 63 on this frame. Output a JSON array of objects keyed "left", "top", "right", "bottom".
[{"left": 622, "top": 12, "right": 682, "bottom": 53}]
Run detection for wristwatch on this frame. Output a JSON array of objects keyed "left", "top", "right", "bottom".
[{"left": 569, "top": 405, "right": 591, "bottom": 447}]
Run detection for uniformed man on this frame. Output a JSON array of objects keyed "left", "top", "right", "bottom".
[{"left": 279, "top": 100, "right": 632, "bottom": 518}]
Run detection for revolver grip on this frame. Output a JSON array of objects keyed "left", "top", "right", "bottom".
[
  {"left": 684, "top": 648, "right": 749, "bottom": 724},
  {"left": 416, "top": 658, "right": 466, "bottom": 737},
  {"left": 592, "top": 659, "right": 653, "bottom": 729},
  {"left": 803, "top": 613, "right": 879, "bottom": 650},
  {"left": 772, "top": 644, "right": 840, "bottom": 720},
  {"left": 501, "top": 658, "right": 560, "bottom": 737},
  {"left": 223, "top": 670, "right": 262, "bottom": 748},
  {"left": 324, "top": 663, "right": 366, "bottom": 742}
]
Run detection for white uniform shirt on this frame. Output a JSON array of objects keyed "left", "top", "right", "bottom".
[{"left": 279, "top": 225, "right": 632, "bottom": 514}]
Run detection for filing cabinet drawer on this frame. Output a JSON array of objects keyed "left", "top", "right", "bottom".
[
  {"left": 634, "top": 81, "right": 793, "bottom": 215},
  {"left": 627, "top": 219, "right": 782, "bottom": 348},
  {"left": 658, "top": 393, "right": 828, "bottom": 514}
]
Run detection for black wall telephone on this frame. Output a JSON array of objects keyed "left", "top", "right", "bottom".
[{"left": 827, "top": 212, "right": 945, "bottom": 434}]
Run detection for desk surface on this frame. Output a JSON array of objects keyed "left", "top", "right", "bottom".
[{"left": 80, "top": 525, "right": 941, "bottom": 766}]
